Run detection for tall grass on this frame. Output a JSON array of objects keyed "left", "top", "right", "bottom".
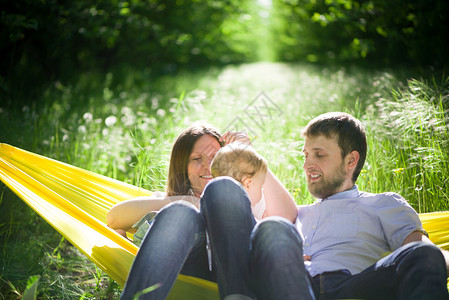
[
  {"left": 361, "top": 77, "right": 449, "bottom": 212},
  {"left": 1, "top": 62, "right": 448, "bottom": 298}
]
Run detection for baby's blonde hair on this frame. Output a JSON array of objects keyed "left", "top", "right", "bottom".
[{"left": 211, "top": 143, "right": 267, "bottom": 183}]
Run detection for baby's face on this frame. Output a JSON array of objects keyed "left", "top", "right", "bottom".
[{"left": 245, "top": 171, "right": 267, "bottom": 205}]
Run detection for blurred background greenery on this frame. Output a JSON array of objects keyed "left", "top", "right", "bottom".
[
  {"left": 2, "top": 0, "right": 448, "bottom": 105},
  {"left": 1, "top": 0, "right": 448, "bottom": 298}
]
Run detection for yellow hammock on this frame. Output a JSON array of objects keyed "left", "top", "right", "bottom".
[
  {"left": 0, "top": 143, "right": 218, "bottom": 299},
  {"left": 1, "top": 143, "right": 448, "bottom": 298}
]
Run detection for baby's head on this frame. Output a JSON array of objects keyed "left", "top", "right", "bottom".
[{"left": 211, "top": 143, "right": 267, "bottom": 204}]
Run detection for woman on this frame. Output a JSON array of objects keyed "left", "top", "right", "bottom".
[
  {"left": 108, "top": 123, "right": 297, "bottom": 299},
  {"left": 107, "top": 124, "right": 222, "bottom": 232}
]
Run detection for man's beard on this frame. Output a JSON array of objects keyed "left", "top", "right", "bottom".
[{"left": 308, "top": 162, "right": 347, "bottom": 199}]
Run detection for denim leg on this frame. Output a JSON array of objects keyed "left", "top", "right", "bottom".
[
  {"left": 121, "top": 201, "right": 211, "bottom": 300},
  {"left": 331, "top": 242, "right": 449, "bottom": 300},
  {"left": 201, "top": 177, "right": 257, "bottom": 299},
  {"left": 386, "top": 242, "right": 448, "bottom": 300},
  {"left": 250, "top": 217, "right": 316, "bottom": 300}
]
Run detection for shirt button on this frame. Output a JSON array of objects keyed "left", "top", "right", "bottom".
[
  {"left": 305, "top": 243, "right": 310, "bottom": 246},
  {"left": 312, "top": 225, "right": 316, "bottom": 229}
]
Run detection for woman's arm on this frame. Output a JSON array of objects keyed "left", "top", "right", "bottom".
[
  {"left": 107, "top": 194, "right": 199, "bottom": 232},
  {"left": 263, "top": 169, "right": 298, "bottom": 223}
]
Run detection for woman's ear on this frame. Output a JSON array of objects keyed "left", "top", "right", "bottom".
[{"left": 242, "top": 177, "right": 252, "bottom": 189}]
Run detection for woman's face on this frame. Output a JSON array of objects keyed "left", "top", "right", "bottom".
[{"left": 188, "top": 134, "right": 221, "bottom": 197}]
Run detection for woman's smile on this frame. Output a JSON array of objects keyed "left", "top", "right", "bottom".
[{"left": 188, "top": 135, "right": 221, "bottom": 196}]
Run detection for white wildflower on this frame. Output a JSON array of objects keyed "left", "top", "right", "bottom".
[
  {"left": 83, "top": 112, "right": 93, "bottom": 123},
  {"left": 78, "top": 125, "right": 87, "bottom": 134},
  {"left": 105, "top": 115, "right": 117, "bottom": 127},
  {"left": 157, "top": 109, "right": 166, "bottom": 117}
]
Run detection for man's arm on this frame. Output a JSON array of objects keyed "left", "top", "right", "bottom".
[{"left": 403, "top": 230, "right": 449, "bottom": 275}]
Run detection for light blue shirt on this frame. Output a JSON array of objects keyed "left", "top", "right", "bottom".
[{"left": 296, "top": 186, "right": 424, "bottom": 277}]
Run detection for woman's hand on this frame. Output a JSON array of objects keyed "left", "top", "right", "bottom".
[{"left": 220, "top": 131, "right": 253, "bottom": 147}]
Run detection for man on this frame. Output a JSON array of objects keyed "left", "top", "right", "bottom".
[{"left": 249, "top": 112, "right": 449, "bottom": 299}]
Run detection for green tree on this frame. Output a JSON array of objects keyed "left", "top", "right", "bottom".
[
  {"left": 0, "top": 0, "right": 260, "bottom": 104},
  {"left": 271, "top": 0, "right": 449, "bottom": 67}
]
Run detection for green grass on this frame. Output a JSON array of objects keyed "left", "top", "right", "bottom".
[
  {"left": 361, "top": 77, "right": 449, "bottom": 212},
  {"left": 1, "top": 62, "right": 448, "bottom": 298}
]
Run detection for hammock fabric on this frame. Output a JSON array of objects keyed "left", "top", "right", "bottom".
[
  {"left": 1, "top": 143, "right": 448, "bottom": 298},
  {"left": 0, "top": 143, "right": 218, "bottom": 300}
]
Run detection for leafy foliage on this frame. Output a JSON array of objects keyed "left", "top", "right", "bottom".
[
  {"left": 0, "top": 0, "right": 260, "bottom": 103},
  {"left": 271, "top": 0, "right": 449, "bottom": 67},
  {"left": 2, "top": 0, "right": 448, "bottom": 104}
]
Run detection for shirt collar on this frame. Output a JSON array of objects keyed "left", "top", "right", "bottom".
[{"left": 317, "top": 185, "right": 359, "bottom": 202}]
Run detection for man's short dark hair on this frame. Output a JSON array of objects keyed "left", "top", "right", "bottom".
[{"left": 302, "top": 112, "right": 367, "bottom": 183}]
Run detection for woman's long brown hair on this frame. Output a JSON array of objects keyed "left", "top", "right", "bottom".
[{"left": 166, "top": 124, "right": 221, "bottom": 196}]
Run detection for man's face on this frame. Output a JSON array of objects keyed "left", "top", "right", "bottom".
[{"left": 302, "top": 134, "right": 350, "bottom": 199}]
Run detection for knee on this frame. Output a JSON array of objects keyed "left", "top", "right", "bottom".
[
  {"left": 160, "top": 200, "right": 198, "bottom": 214},
  {"left": 250, "top": 218, "right": 304, "bottom": 269},
  {"left": 251, "top": 217, "right": 303, "bottom": 251},
  {"left": 203, "top": 176, "right": 244, "bottom": 196},
  {"left": 158, "top": 201, "right": 203, "bottom": 228},
  {"left": 407, "top": 242, "right": 445, "bottom": 264},
  {"left": 201, "top": 176, "right": 248, "bottom": 208},
  {"left": 399, "top": 242, "right": 446, "bottom": 273}
]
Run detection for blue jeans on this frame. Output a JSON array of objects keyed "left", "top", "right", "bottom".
[
  {"left": 251, "top": 217, "right": 449, "bottom": 300},
  {"left": 201, "top": 177, "right": 258, "bottom": 299},
  {"left": 250, "top": 217, "right": 315, "bottom": 300},
  {"left": 121, "top": 201, "right": 215, "bottom": 300}
]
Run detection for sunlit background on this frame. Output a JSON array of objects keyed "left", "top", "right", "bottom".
[{"left": 1, "top": 0, "right": 448, "bottom": 297}]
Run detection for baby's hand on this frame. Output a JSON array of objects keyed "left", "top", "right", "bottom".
[{"left": 220, "top": 131, "right": 253, "bottom": 146}]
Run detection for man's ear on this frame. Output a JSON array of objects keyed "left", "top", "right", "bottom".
[
  {"left": 346, "top": 151, "right": 360, "bottom": 169},
  {"left": 242, "top": 177, "right": 252, "bottom": 189}
]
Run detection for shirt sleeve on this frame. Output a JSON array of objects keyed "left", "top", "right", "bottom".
[{"left": 378, "top": 193, "right": 424, "bottom": 250}]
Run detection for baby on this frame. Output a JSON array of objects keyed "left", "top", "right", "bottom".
[{"left": 211, "top": 143, "right": 267, "bottom": 220}]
